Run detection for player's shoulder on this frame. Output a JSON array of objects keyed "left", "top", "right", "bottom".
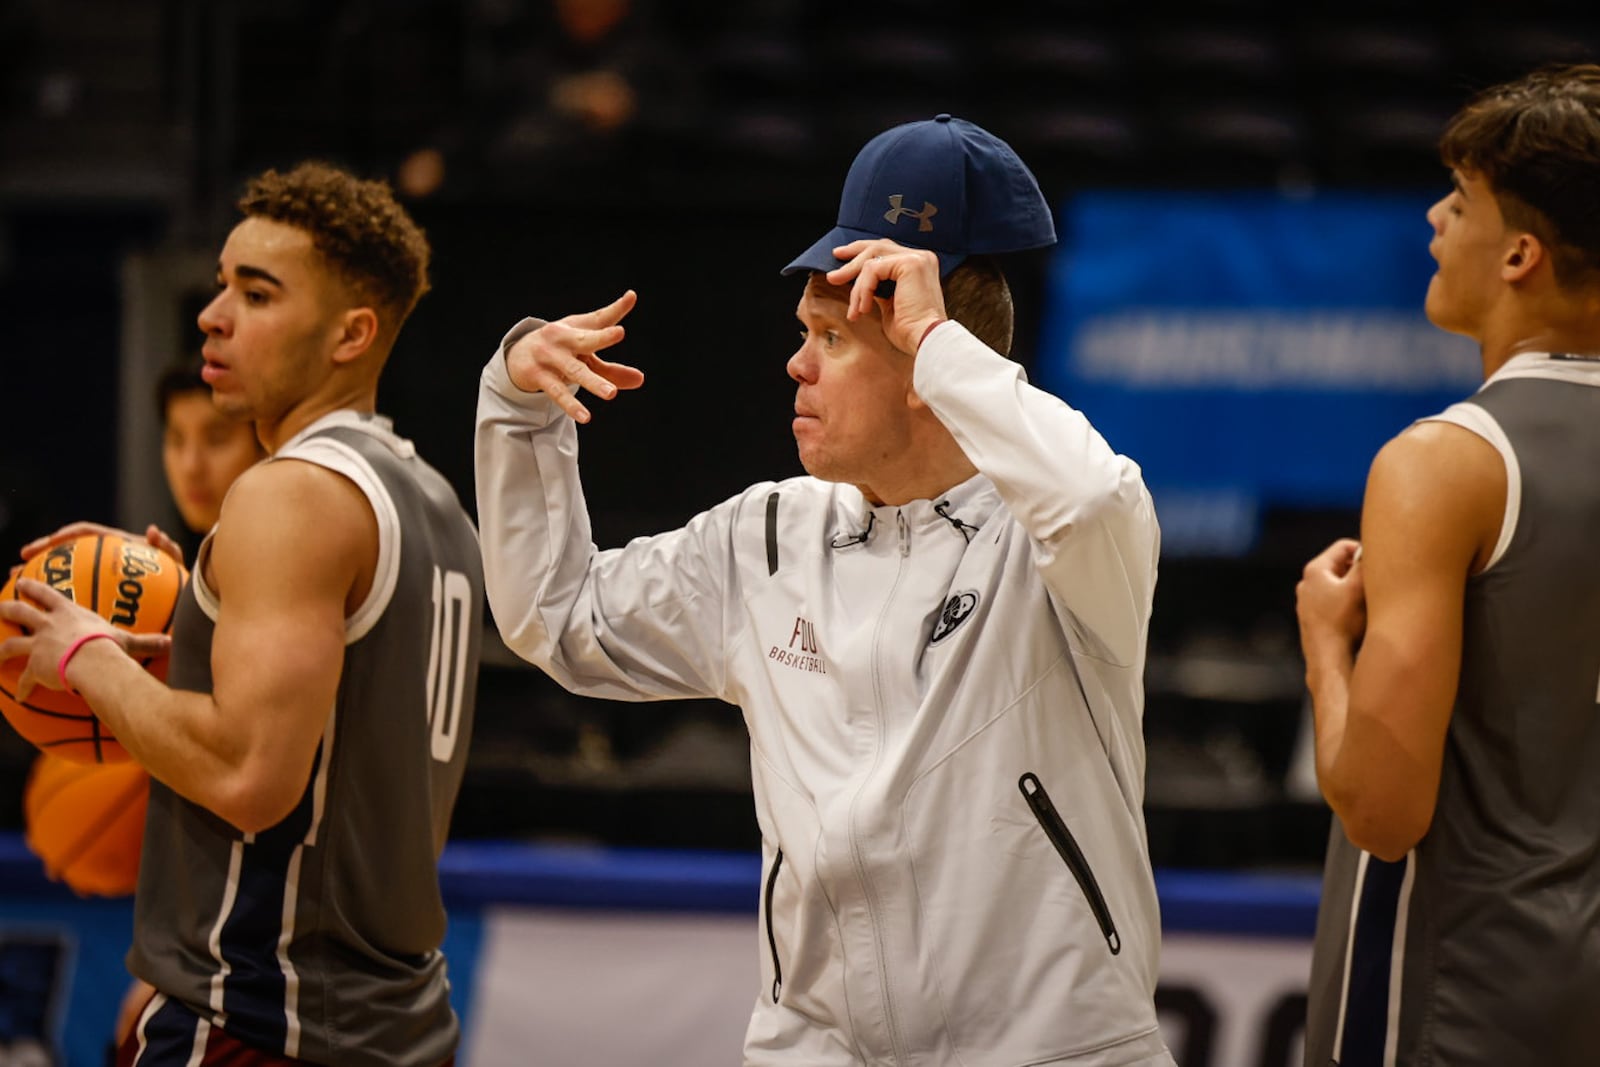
[
  {"left": 219, "top": 456, "right": 375, "bottom": 548},
  {"left": 1377, "top": 414, "right": 1504, "bottom": 485},
  {"left": 1365, "top": 414, "right": 1506, "bottom": 563}
]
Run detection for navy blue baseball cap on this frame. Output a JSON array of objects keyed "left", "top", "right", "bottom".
[{"left": 782, "top": 113, "right": 1057, "bottom": 278}]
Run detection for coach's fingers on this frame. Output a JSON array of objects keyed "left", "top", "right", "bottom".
[
  {"left": 588, "top": 355, "right": 645, "bottom": 392},
  {"left": 566, "top": 289, "right": 638, "bottom": 331},
  {"left": 551, "top": 322, "right": 627, "bottom": 357},
  {"left": 544, "top": 382, "right": 595, "bottom": 425}
]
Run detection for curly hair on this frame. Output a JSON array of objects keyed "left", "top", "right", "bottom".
[
  {"left": 237, "top": 161, "right": 432, "bottom": 331},
  {"left": 1440, "top": 63, "right": 1600, "bottom": 288}
]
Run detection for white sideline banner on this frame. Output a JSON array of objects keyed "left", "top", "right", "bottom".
[{"left": 462, "top": 910, "right": 1312, "bottom": 1067}]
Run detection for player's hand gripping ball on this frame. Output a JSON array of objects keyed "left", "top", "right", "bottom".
[{"left": 0, "top": 533, "right": 186, "bottom": 763}]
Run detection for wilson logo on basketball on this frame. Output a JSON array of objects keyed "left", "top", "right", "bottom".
[
  {"left": 930, "top": 591, "right": 979, "bottom": 645},
  {"left": 109, "top": 544, "right": 164, "bottom": 628}
]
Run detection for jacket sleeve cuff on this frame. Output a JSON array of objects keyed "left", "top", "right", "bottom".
[{"left": 913, "top": 319, "right": 1021, "bottom": 400}]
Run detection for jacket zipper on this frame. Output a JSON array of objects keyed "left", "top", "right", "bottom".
[
  {"left": 763, "top": 848, "right": 784, "bottom": 1002},
  {"left": 1018, "top": 772, "right": 1122, "bottom": 955}
]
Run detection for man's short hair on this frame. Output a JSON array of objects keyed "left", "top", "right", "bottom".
[
  {"left": 237, "top": 161, "right": 432, "bottom": 332},
  {"left": 942, "top": 255, "right": 1014, "bottom": 358},
  {"left": 1439, "top": 63, "right": 1600, "bottom": 288}
]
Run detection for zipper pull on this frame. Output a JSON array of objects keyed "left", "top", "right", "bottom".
[{"left": 896, "top": 510, "right": 909, "bottom": 557}]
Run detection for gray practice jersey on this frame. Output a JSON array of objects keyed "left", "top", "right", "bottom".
[
  {"left": 1305, "top": 353, "right": 1600, "bottom": 1066},
  {"left": 129, "top": 411, "right": 483, "bottom": 1067}
]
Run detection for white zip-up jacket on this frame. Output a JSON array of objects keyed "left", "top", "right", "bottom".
[{"left": 476, "top": 319, "right": 1172, "bottom": 1067}]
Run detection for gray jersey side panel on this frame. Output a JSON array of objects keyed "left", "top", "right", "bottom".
[{"left": 1396, "top": 376, "right": 1600, "bottom": 1065}]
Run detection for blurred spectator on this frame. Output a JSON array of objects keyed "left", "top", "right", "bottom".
[
  {"left": 397, "top": 0, "right": 702, "bottom": 200},
  {"left": 155, "top": 358, "right": 264, "bottom": 560}
]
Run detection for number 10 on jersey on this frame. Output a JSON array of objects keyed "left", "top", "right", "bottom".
[{"left": 425, "top": 567, "right": 472, "bottom": 763}]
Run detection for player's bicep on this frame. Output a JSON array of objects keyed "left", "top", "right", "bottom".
[
  {"left": 1349, "top": 425, "right": 1503, "bottom": 768},
  {"left": 206, "top": 463, "right": 371, "bottom": 777}
]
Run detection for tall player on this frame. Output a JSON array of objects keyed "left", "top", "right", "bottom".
[
  {"left": 1297, "top": 65, "right": 1600, "bottom": 1065},
  {"left": 0, "top": 161, "right": 482, "bottom": 1067}
]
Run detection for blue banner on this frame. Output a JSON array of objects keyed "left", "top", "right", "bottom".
[{"left": 1035, "top": 191, "right": 1481, "bottom": 554}]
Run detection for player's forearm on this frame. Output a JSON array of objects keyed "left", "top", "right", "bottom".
[
  {"left": 1307, "top": 646, "right": 1425, "bottom": 861},
  {"left": 1304, "top": 645, "right": 1354, "bottom": 804},
  {"left": 68, "top": 641, "right": 262, "bottom": 827}
]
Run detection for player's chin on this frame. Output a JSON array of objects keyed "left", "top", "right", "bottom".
[{"left": 209, "top": 390, "right": 253, "bottom": 420}]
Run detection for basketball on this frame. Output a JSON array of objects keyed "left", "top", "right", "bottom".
[
  {"left": 23, "top": 752, "right": 149, "bottom": 897},
  {"left": 0, "top": 533, "right": 186, "bottom": 763}
]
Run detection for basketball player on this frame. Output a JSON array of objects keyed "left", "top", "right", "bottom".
[
  {"left": 1297, "top": 65, "right": 1600, "bottom": 1065},
  {"left": 476, "top": 116, "right": 1173, "bottom": 1064},
  {"left": 0, "top": 161, "right": 482, "bottom": 1067}
]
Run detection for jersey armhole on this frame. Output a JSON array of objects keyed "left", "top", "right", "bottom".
[
  {"left": 1419, "top": 402, "right": 1519, "bottom": 574},
  {"left": 272, "top": 438, "right": 402, "bottom": 643},
  {"left": 190, "top": 532, "right": 221, "bottom": 622}
]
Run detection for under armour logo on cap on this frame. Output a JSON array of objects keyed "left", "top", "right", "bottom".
[
  {"left": 884, "top": 195, "right": 938, "bottom": 232},
  {"left": 782, "top": 113, "right": 1057, "bottom": 278}
]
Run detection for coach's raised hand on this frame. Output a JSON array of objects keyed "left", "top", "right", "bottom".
[
  {"left": 825, "top": 239, "right": 948, "bottom": 356},
  {"left": 505, "top": 289, "right": 646, "bottom": 424}
]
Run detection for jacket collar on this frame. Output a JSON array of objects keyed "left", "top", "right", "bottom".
[{"left": 829, "top": 472, "right": 1000, "bottom": 548}]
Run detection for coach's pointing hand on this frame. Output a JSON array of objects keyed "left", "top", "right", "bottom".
[{"left": 505, "top": 289, "right": 646, "bottom": 424}]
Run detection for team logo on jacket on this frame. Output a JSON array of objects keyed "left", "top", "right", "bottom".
[
  {"left": 930, "top": 591, "right": 979, "bottom": 645},
  {"left": 769, "top": 615, "right": 828, "bottom": 674}
]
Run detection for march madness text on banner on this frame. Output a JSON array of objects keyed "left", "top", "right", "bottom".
[{"left": 1035, "top": 191, "right": 1480, "bottom": 555}]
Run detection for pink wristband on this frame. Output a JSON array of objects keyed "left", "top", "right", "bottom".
[{"left": 57, "top": 632, "right": 118, "bottom": 692}]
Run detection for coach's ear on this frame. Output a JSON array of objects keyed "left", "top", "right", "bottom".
[{"left": 331, "top": 306, "right": 380, "bottom": 366}]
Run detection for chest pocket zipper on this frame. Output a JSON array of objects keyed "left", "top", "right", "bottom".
[
  {"left": 1019, "top": 773, "right": 1122, "bottom": 955},
  {"left": 764, "top": 848, "right": 785, "bottom": 1001}
]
